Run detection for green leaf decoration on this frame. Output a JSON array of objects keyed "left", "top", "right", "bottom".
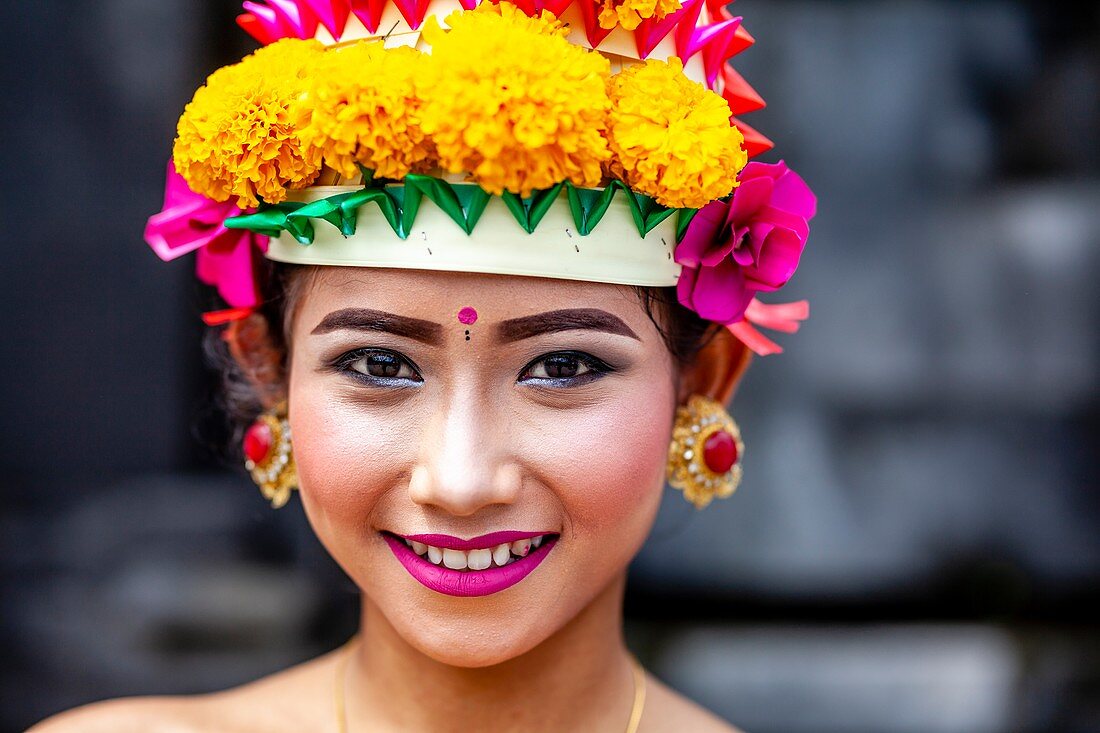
[
  {"left": 676, "top": 208, "right": 700, "bottom": 241},
  {"left": 565, "top": 182, "right": 620, "bottom": 236},
  {"left": 287, "top": 188, "right": 401, "bottom": 240},
  {"left": 501, "top": 184, "right": 564, "bottom": 234},
  {"left": 223, "top": 174, "right": 688, "bottom": 246},
  {"left": 224, "top": 202, "right": 306, "bottom": 239},
  {"left": 283, "top": 214, "right": 316, "bottom": 244},
  {"left": 403, "top": 175, "right": 492, "bottom": 235},
  {"left": 451, "top": 184, "right": 492, "bottom": 232},
  {"left": 384, "top": 185, "right": 419, "bottom": 239},
  {"left": 619, "top": 188, "right": 679, "bottom": 237}
]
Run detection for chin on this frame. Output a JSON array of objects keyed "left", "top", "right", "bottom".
[
  {"left": 383, "top": 598, "right": 561, "bottom": 668},
  {"left": 364, "top": 548, "right": 624, "bottom": 669}
]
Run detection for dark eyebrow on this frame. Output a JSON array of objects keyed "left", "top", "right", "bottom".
[
  {"left": 311, "top": 308, "right": 443, "bottom": 344},
  {"left": 495, "top": 308, "right": 639, "bottom": 343}
]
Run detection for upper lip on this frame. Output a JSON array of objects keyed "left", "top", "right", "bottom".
[{"left": 397, "top": 530, "right": 555, "bottom": 551}]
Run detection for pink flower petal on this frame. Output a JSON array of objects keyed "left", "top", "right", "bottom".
[
  {"left": 676, "top": 200, "right": 729, "bottom": 267},
  {"left": 744, "top": 227, "right": 805, "bottom": 291},
  {"left": 689, "top": 258, "right": 754, "bottom": 324},
  {"left": 731, "top": 238, "right": 755, "bottom": 266},
  {"left": 758, "top": 205, "right": 810, "bottom": 241},
  {"left": 727, "top": 174, "right": 773, "bottom": 224},
  {"left": 771, "top": 166, "right": 817, "bottom": 220},
  {"left": 700, "top": 236, "right": 737, "bottom": 267},
  {"left": 676, "top": 265, "right": 700, "bottom": 311}
]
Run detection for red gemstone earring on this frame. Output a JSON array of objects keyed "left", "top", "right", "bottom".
[
  {"left": 667, "top": 395, "right": 744, "bottom": 509},
  {"left": 243, "top": 402, "right": 297, "bottom": 508}
]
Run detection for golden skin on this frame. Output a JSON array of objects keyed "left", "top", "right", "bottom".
[{"left": 32, "top": 267, "right": 748, "bottom": 733}]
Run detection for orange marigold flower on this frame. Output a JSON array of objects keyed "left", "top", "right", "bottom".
[
  {"left": 300, "top": 42, "right": 434, "bottom": 181},
  {"left": 597, "top": 0, "right": 682, "bottom": 31},
  {"left": 418, "top": 2, "right": 612, "bottom": 197},
  {"left": 607, "top": 58, "right": 747, "bottom": 208},
  {"left": 173, "top": 39, "right": 324, "bottom": 208}
]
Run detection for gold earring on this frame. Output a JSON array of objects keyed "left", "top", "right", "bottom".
[
  {"left": 667, "top": 395, "right": 744, "bottom": 509},
  {"left": 243, "top": 402, "right": 297, "bottom": 508}
]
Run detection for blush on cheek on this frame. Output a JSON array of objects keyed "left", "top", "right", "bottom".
[
  {"left": 289, "top": 399, "right": 403, "bottom": 524},
  {"left": 546, "top": 402, "right": 672, "bottom": 533}
]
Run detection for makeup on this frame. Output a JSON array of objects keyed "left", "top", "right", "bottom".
[
  {"left": 383, "top": 531, "right": 558, "bottom": 597},
  {"left": 458, "top": 307, "right": 478, "bottom": 342}
]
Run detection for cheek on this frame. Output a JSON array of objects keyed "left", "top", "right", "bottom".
[
  {"left": 287, "top": 382, "right": 411, "bottom": 534},
  {"left": 528, "top": 388, "right": 674, "bottom": 538}
]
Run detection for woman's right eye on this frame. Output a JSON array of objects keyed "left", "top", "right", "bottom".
[{"left": 338, "top": 349, "right": 422, "bottom": 383}]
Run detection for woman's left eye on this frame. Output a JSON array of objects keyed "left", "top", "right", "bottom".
[{"left": 519, "top": 352, "right": 612, "bottom": 384}]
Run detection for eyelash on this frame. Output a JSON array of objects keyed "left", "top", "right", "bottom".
[
  {"left": 332, "top": 348, "right": 423, "bottom": 386},
  {"left": 518, "top": 350, "right": 615, "bottom": 386},
  {"left": 330, "top": 349, "right": 614, "bottom": 387}
]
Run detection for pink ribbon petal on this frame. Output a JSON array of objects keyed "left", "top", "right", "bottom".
[
  {"left": 727, "top": 320, "right": 784, "bottom": 355},
  {"left": 744, "top": 298, "right": 808, "bottom": 333},
  {"left": 145, "top": 160, "right": 267, "bottom": 311},
  {"left": 196, "top": 231, "right": 263, "bottom": 309}
]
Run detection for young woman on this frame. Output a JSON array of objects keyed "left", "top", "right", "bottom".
[{"left": 32, "top": 1, "right": 814, "bottom": 730}]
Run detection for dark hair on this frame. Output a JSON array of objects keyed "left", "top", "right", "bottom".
[{"left": 206, "top": 261, "right": 719, "bottom": 447}]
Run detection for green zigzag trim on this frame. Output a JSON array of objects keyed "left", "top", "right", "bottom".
[{"left": 224, "top": 174, "right": 695, "bottom": 245}]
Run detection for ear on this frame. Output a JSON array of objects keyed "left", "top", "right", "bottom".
[
  {"left": 678, "top": 326, "right": 752, "bottom": 406},
  {"left": 223, "top": 312, "right": 287, "bottom": 410}
]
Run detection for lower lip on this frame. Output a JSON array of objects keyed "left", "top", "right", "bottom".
[{"left": 383, "top": 534, "right": 558, "bottom": 597}]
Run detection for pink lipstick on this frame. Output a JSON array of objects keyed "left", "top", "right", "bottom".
[{"left": 383, "top": 531, "right": 558, "bottom": 597}]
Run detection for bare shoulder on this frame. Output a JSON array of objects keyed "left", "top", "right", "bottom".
[
  {"left": 642, "top": 671, "right": 745, "bottom": 733},
  {"left": 27, "top": 696, "right": 204, "bottom": 733},
  {"left": 27, "top": 647, "right": 343, "bottom": 733}
]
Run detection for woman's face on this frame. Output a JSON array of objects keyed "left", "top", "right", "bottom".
[{"left": 287, "top": 267, "right": 678, "bottom": 666}]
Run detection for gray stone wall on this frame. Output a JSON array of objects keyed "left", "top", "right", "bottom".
[{"left": 1, "top": 2, "right": 1096, "bottom": 732}]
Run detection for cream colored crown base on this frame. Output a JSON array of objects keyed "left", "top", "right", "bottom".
[{"left": 264, "top": 186, "right": 682, "bottom": 287}]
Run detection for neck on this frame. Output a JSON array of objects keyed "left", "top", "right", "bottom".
[{"left": 344, "top": 573, "right": 637, "bottom": 732}]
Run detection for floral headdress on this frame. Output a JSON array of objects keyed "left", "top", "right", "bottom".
[{"left": 146, "top": 0, "right": 816, "bottom": 354}]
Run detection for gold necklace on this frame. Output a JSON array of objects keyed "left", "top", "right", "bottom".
[{"left": 334, "top": 637, "right": 646, "bottom": 733}]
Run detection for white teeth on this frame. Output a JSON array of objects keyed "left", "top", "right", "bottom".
[
  {"left": 412, "top": 535, "right": 553, "bottom": 570},
  {"left": 468, "top": 548, "right": 492, "bottom": 570},
  {"left": 443, "top": 548, "right": 468, "bottom": 570}
]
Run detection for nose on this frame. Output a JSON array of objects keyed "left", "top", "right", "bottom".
[{"left": 408, "top": 393, "right": 522, "bottom": 516}]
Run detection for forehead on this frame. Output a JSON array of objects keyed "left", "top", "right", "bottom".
[{"left": 294, "top": 266, "right": 657, "bottom": 333}]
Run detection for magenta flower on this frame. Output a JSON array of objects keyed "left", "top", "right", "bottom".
[
  {"left": 675, "top": 160, "right": 817, "bottom": 324},
  {"left": 144, "top": 161, "right": 268, "bottom": 309}
]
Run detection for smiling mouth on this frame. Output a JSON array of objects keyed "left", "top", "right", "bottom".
[
  {"left": 385, "top": 531, "right": 558, "bottom": 571},
  {"left": 381, "top": 531, "right": 560, "bottom": 597}
]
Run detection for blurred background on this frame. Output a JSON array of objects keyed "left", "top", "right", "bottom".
[{"left": 1, "top": 1, "right": 1097, "bottom": 732}]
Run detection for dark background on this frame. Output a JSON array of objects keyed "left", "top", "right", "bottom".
[{"left": 2, "top": 1, "right": 1098, "bottom": 732}]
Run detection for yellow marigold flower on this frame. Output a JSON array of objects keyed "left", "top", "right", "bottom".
[
  {"left": 607, "top": 58, "right": 747, "bottom": 208},
  {"left": 299, "top": 42, "right": 434, "bottom": 181},
  {"left": 173, "top": 39, "right": 324, "bottom": 208},
  {"left": 418, "top": 3, "right": 612, "bottom": 197},
  {"left": 597, "top": 0, "right": 682, "bottom": 31}
]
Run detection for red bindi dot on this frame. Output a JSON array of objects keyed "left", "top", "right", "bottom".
[{"left": 458, "top": 307, "right": 478, "bottom": 325}]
